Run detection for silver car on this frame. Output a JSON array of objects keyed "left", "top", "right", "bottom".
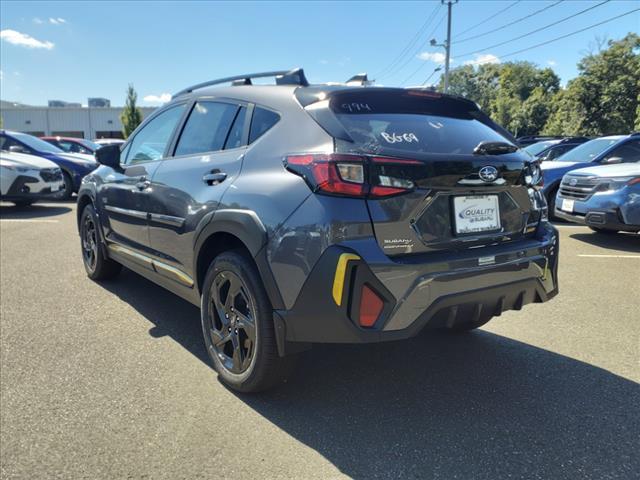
[{"left": 555, "top": 163, "right": 640, "bottom": 233}]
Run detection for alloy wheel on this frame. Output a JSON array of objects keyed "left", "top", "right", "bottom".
[
  {"left": 207, "top": 270, "right": 257, "bottom": 374},
  {"left": 82, "top": 214, "right": 98, "bottom": 271}
]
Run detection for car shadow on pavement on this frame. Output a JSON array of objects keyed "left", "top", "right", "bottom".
[
  {"left": 100, "top": 268, "right": 639, "bottom": 480},
  {"left": 570, "top": 231, "right": 640, "bottom": 253},
  {"left": 0, "top": 203, "right": 72, "bottom": 219}
]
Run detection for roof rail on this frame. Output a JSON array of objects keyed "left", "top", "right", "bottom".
[{"left": 172, "top": 68, "right": 309, "bottom": 98}]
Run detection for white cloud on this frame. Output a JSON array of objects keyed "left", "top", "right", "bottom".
[
  {"left": 417, "top": 51, "right": 447, "bottom": 63},
  {"left": 464, "top": 53, "right": 500, "bottom": 66},
  {"left": 49, "top": 17, "right": 67, "bottom": 25},
  {"left": 0, "top": 29, "right": 54, "bottom": 49},
  {"left": 547, "top": 60, "right": 557, "bottom": 66},
  {"left": 319, "top": 59, "right": 329, "bottom": 65},
  {"left": 33, "top": 18, "right": 44, "bottom": 24},
  {"left": 143, "top": 93, "right": 172, "bottom": 104}
]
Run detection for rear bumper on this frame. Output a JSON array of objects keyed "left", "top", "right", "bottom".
[{"left": 277, "top": 222, "right": 558, "bottom": 344}]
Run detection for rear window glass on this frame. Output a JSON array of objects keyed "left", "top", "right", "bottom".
[
  {"left": 335, "top": 113, "right": 511, "bottom": 155},
  {"left": 249, "top": 107, "right": 280, "bottom": 143}
]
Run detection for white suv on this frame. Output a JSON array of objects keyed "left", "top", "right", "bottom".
[{"left": 0, "top": 151, "right": 65, "bottom": 206}]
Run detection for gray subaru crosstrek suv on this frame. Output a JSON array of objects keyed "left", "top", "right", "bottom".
[{"left": 77, "top": 69, "right": 558, "bottom": 392}]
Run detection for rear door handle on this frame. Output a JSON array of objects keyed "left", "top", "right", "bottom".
[{"left": 203, "top": 172, "right": 227, "bottom": 185}]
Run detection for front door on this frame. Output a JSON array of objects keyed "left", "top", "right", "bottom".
[
  {"left": 146, "top": 100, "right": 250, "bottom": 284},
  {"left": 97, "top": 103, "right": 188, "bottom": 252}
]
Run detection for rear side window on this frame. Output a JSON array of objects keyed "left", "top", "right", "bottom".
[
  {"left": 336, "top": 113, "right": 509, "bottom": 155},
  {"left": 175, "top": 101, "right": 238, "bottom": 156},
  {"left": 249, "top": 107, "right": 280, "bottom": 143}
]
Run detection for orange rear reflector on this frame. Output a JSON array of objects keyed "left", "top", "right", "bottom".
[{"left": 359, "top": 285, "right": 384, "bottom": 328}]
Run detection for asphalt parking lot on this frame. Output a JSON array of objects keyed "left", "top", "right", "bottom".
[{"left": 0, "top": 201, "right": 638, "bottom": 479}]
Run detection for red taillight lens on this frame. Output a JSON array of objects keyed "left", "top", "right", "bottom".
[
  {"left": 359, "top": 284, "right": 384, "bottom": 328},
  {"left": 285, "top": 153, "right": 417, "bottom": 198}
]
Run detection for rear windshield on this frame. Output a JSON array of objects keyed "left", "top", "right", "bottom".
[{"left": 335, "top": 113, "right": 511, "bottom": 155}]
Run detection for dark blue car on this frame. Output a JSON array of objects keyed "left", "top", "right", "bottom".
[
  {"left": 0, "top": 130, "right": 98, "bottom": 199},
  {"left": 540, "top": 133, "right": 640, "bottom": 215}
]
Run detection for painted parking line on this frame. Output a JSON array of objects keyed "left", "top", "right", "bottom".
[
  {"left": 577, "top": 254, "right": 640, "bottom": 258},
  {"left": 0, "top": 219, "right": 60, "bottom": 223}
]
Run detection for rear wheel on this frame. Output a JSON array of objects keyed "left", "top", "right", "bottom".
[
  {"left": 201, "top": 250, "right": 295, "bottom": 392},
  {"left": 54, "top": 171, "right": 73, "bottom": 200},
  {"left": 589, "top": 227, "right": 619, "bottom": 234},
  {"left": 80, "top": 204, "right": 121, "bottom": 280}
]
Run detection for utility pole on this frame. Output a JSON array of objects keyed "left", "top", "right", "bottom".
[
  {"left": 443, "top": 0, "right": 455, "bottom": 93},
  {"left": 431, "top": 0, "right": 457, "bottom": 92}
]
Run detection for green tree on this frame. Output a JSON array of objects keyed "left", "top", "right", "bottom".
[
  {"left": 120, "top": 84, "right": 142, "bottom": 139},
  {"left": 544, "top": 33, "right": 640, "bottom": 135}
]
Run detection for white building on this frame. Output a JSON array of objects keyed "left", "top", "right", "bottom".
[{"left": 0, "top": 104, "right": 157, "bottom": 140}]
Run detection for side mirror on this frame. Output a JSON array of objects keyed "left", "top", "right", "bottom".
[
  {"left": 9, "top": 145, "right": 26, "bottom": 153},
  {"left": 603, "top": 156, "right": 623, "bottom": 164},
  {"left": 95, "top": 143, "right": 122, "bottom": 169}
]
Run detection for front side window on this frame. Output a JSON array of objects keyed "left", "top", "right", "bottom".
[
  {"left": 125, "top": 104, "right": 186, "bottom": 164},
  {"left": 249, "top": 107, "right": 280, "bottom": 144},
  {"left": 174, "top": 101, "right": 239, "bottom": 156},
  {"left": 604, "top": 140, "right": 640, "bottom": 163}
]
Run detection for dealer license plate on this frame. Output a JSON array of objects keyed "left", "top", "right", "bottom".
[
  {"left": 453, "top": 195, "right": 501, "bottom": 235},
  {"left": 561, "top": 198, "right": 574, "bottom": 212}
]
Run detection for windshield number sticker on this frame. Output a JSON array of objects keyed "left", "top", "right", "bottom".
[
  {"left": 381, "top": 132, "right": 419, "bottom": 144},
  {"left": 341, "top": 102, "right": 372, "bottom": 113}
]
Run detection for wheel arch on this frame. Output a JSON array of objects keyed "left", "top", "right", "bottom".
[{"left": 194, "top": 209, "right": 285, "bottom": 310}]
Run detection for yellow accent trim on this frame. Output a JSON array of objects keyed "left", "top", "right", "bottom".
[{"left": 332, "top": 253, "right": 360, "bottom": 306}]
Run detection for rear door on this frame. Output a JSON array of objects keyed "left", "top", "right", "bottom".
[
  {"left": 326, "top": 90, "right": 535, "bottom": 255},
  {"left": 98, "top": 103, "right": 187, "bottom": 252},
  {"left": 146, "top": 99, "right": 251, "bottom": 284}
]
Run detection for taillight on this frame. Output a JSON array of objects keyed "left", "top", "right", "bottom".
[{"left": 284, "top": 153, "right": 417, "bottom": 198}]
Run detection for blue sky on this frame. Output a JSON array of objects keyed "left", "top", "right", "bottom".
[{"left": 1, "top": 0, "right": 638, "bottom": 106}]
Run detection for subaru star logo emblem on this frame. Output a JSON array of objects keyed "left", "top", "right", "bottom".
[
  {"left": 478, "top": 166, "right": 499, "bottom": 183},
  {"left": 569, "top": 178, "right": 578, "bottom": 186}
]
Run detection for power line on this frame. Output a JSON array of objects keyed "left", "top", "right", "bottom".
[
  {"left": 498, "top": 8, "right": 640, "bottom": 59},
  {"left": 393, "top": 12, "right": 448, "bottom": 84},
  {"left": 457, "top": 0, "right": 610, "bottom": 58},
  {"left": 454, "top": 0, "right": 521, "bottom": 38},
  {"left": 453, "top": 0, "right": 564, "bottom": 44},
  {"left": 375, "top": 3, "right": 441, "bottom": 78}
]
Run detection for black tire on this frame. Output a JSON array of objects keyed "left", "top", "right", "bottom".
[
  {"left": 201, "top": 250, "right": 296, "bottom": 393},
  {"left": 80, "top": 204, "right": 121, "bottom": 280},
  {"left": 13, "top": 200, "right": 34, "bottom": 207},
  {"left": 54, "top": 171, "right": 74, "bottom": 200},
  {"left": 589, "top": 227, "right": 619, "bottom": 234}
]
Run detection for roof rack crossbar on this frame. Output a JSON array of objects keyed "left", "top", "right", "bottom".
[{"left": 173, "top": 68, "right": 308, "bottom": 97}]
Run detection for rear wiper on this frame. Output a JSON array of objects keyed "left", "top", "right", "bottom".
[{"left": 473, "top": 141, "right": 519, "bottom": 155}]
